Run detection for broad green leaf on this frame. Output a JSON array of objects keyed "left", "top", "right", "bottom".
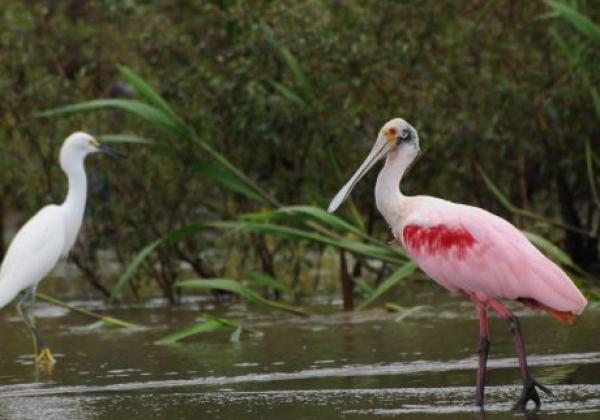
[
  {"left": 177, "top": 278, "right": 308, "bottom": 316},
  {"left": 523, "top": 231, "right": 578, "bottom": 269},
  {"left": 393, "top": 305, "right": 427, "bottom": 322},
  {"left": 357, "top": 262, "right": 417, "bottom": 310},
  {"left": 545, "top": 0, "right": 600, "bottom": 42},
  {"left": 98, "top": 134, "right": 154, "bottom": 144},
  {"left": 155, "top": 319, "right": 235, "bottom": 344},
  {"left": 193, "top": 160, "right": 268, "bottom": 204},
  {"left": 274, "top": 206, "right": 365, "bottom": 238},
  {"left": 117, "top": 65, "right": 180, "bottom": 120},
  {"left": 37, "top": 99, "right": 188, "bottom": 138},
  {"left": 245, "top": 271, "right": 291, "bottom": 293},
  {"left": 218, "top": 220, "right": 405, "bottom": 264}
]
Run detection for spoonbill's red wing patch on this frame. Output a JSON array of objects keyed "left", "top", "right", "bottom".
[{"left": 403, "top": 224, "right": 476, "bottom": 259}]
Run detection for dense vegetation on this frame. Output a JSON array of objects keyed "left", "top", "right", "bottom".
[{"left": 0, "top": 1, "right": 598, "bottom": 308}]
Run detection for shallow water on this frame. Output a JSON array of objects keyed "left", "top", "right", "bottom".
[{"left": 0, "top": 287, "right": 598, "bottom": 419}]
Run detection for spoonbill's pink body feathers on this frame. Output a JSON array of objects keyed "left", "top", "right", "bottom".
[
  {"left": 397, "top": 196, "right": 587, "bottom": 323},
  {"left": 328, "top": 117, "right": 588, "bottom": 410}
]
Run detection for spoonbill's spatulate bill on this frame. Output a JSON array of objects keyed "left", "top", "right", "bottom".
[
  {"left": 0, "top": 132, "right": 124, "bottom": 367},
  {"left": 328, "top": 118, "right": 587, "bottom": 411}
]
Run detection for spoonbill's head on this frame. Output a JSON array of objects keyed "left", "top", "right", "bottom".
[
  {"left": 327, "top": 118, "right": 419, "bottom": 213},
  {"left": 60, "top": 132, "right": 125, "bottom": 171}
]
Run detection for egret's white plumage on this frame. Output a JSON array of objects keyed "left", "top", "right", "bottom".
[
  {"left": 0, "top": 131, "right": 122, "bottom": 365},
  {"left": 0, "top": 205, "right": 65, "bottom": 308}
]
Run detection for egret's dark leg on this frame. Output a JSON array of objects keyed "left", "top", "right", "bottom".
[
  {"left": 488, "top": 299, "right": 551, "bottom": 411},
  {"left": 16, "top": 286, "right": 54, "bottom": 365},
  {"left": 470, "top": 297, "right": 490, "bottom": 409}
]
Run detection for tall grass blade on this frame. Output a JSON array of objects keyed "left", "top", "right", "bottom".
[
  {"left": 479, "top": 166, "right": 592, "bottom": 236},
  {"left": 357, "top": 262, "right": 417, "bottom": 310},
  {"left": 37, "top": 99, "right": 188, "bottom": 138},
  {"left": 523, "top": 231, "right": 591, "bottom": 278},
  {"left": 155, "top": 315, "right": 238, "bottom": 344},
  {"left": 36, "top": 293, "right": 140, "bottom": 329},
  {"left": 39, "top": 69, "right": 278, "bottom": 208},
  {"left": 273, "top": 206, "right": 365, "bottom": 237},
  {"left": 548, "top": 27, "right": 578, "bottom": 65},
  {"left": 586, "top": 139, "right": 600, "bottom": 207},
  {"left": 279, "top": 47, "right": 313, "bottom": 104},
  {"left": 98, "top": 134, "right": 154, "bottom": 144},
  {"left": 245, "top": 271, "right": 291, "bottom": 293},
  {"left": 117, "top": 65, "right": 180, "bottom": 120},
  {"left": 177, "top": 278, "right": 308, "bottom": 316},
  {"left": 193, "top": 160, "right": 269, "bottom": 204},
  {"left": 214, "top": 220, "right": 405, "bottom": 264},
  {"left": 545, "top": 0, "right": 600, "bottom": 42},
  {"left": 270, "top": 81, "right": 307, "bottom": 107}
]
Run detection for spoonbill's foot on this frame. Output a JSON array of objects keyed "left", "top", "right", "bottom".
[
  {"left": 512, "top": 378, "right": 552, "bottom": 412},
  {"left": 35, "top": 347, "right": 56, "bottom": 367}
]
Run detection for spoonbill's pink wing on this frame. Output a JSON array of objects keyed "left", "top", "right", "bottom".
[{"left": 399, "top": 203, "right": 587, "bottom": 322}]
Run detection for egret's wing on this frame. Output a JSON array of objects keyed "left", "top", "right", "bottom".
[
  {"left": 0, "top": 205, "right": 65, "bottom": 308},
  {"left": 399, "top": 201, "right": 587, "bottom": 316}
]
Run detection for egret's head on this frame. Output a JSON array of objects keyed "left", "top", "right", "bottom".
[
  {"left": 60, "top": 132, "right": 125, "bottom": 171},
  {"left": 327, "top": 118, "right": 419, "bottom": 213}
]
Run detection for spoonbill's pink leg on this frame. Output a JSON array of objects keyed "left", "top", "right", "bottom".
[
  {"left": 488, "top": 299, "right": 552, "bottom": 411},
  {"left": 470, "top": 296, "right": 490, "bottom": 408}
]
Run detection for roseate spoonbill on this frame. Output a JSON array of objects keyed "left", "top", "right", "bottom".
[
  {"left": 328, "top": 118, "right": 587, "bottom": 410},
  {"left": 0, "top": 132, "right": 124, "bottom": 366}
]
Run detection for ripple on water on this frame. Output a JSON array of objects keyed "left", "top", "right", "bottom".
[{"left": 0, "top": 352, "right": 598, "bottom": 398}]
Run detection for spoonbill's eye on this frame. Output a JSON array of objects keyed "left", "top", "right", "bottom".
[{"left": 400, "top": 129, "right": 410, "bottom": 139}]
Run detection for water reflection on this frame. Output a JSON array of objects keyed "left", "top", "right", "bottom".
[
  {"left": 0, "top": 291, "right": 597, "bottom": 419},
  {"left": 0, "top": 395, "right": 91, "bottom": 420}
]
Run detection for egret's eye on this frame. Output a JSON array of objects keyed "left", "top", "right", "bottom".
[
  {"left": 89, "top": 139, "right": 99, "bottom": 147},
  {"left": 399, "top": 129, "right": 410, "bottom": 139}
]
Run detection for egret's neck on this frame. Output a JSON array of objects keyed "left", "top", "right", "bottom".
[
  {"left": 61, "top": 160, "right": 88, "bottom": 237},
  {"left": 375, "top": 151, "right": 413, "bottom": 230}
]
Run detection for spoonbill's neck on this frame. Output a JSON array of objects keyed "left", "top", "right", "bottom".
[{"left": 375, "top": 151, "right": 413, "bottom": 229}]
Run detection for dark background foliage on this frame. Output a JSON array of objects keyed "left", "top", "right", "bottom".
[{"left": 0, "top": 0, "right": 597, "bottom": 302}]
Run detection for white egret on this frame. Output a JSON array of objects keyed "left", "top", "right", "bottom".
[{"left": 0, "top": 132, "right": 124, "bottom": 366}]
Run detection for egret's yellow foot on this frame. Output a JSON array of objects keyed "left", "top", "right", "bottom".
[{"left": 36, "top": 348, "right": 56, "bottom": 366}]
